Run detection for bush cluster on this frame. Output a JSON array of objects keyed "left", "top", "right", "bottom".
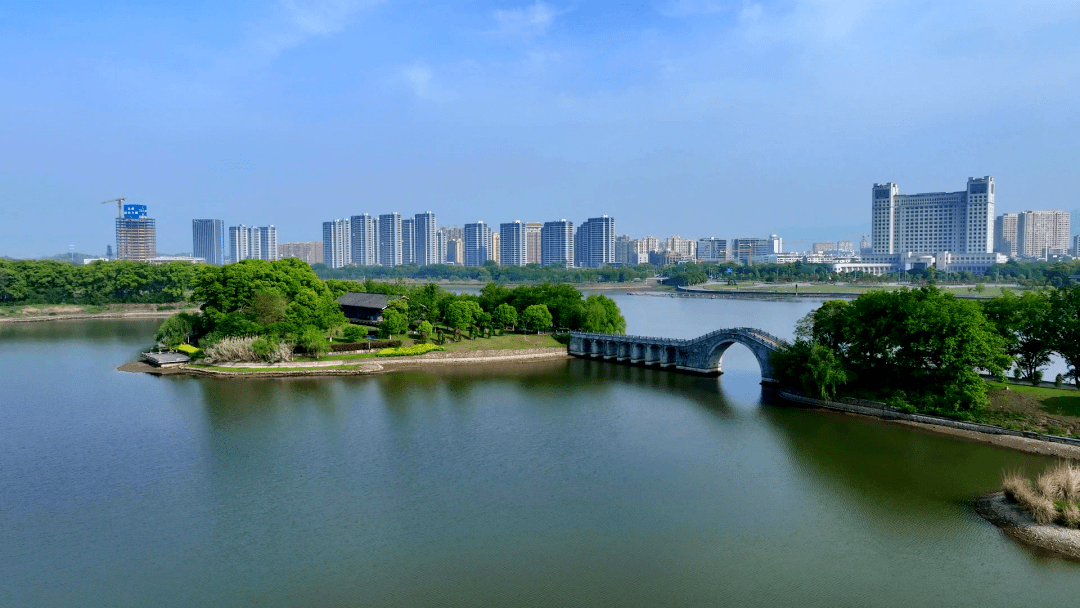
[
  {"left": 202, "top": 336, "right": 292, "bottom": 364},
  {"left": 376, "top": 344, "right": 446, "bottom": 357}
]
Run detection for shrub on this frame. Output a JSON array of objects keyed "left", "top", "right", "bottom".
[
  {"left": 203, "top": 336, "right": 258, "bottom": 363},
  {"left": 342, "top": 325, "right": 369, "bottom": 342},
  {"left": 376, "top": 344, "right": 446, "bottom": 357},
  {"left": 251, "top": 336, "right": 292, "bottom": 363},
  {"left": 296, "top": 327, "right": 330, "bottom": 356},
  {"left": 551, "top": 333, "right": 572, "bottom": 345},
  {"left": 200, "top": 335, "right": 291, "bottom": 364}
]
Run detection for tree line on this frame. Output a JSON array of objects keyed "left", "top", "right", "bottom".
[
  {"left": 772, "top": 285, "right": 1080, "bottom": 418},
  {"left": 0, "top": 259, "right": 201, "bottom": 305},
  {"left": 313, "top": 261, "right": 652, "bottom": 284}
]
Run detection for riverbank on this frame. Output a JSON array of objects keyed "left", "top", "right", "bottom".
[
  {"left": 675, "top": 282, "right": 1028, "bottom": 300},
  {"left": 0, "top": 302, "right": 194, "bottom": 323},
  {"left": 776, "top": 390, "right": 1080, "bottom": 459},
  {"left": 121, "top": 346, "right": 571, "bottom": 378},
  {"left": 974, "top": 492, "right": 1080, "bottom": 560}
]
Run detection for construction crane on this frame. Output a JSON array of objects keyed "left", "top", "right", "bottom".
[{"left": 100, "top": 198, "right": 126, "bottom": 218}]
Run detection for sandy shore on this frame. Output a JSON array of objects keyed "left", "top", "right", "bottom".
[
  {"left": 122, "top": 347, "right": 571, "bottom": 378},
  {"left": 974, "top": 492, "right": 1080, "bottom": 560}
]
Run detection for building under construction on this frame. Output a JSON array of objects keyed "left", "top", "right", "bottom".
[{"left": 115, "top": 204, "right": 156, "bottom": 261}]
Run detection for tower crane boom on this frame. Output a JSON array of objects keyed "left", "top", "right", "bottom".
[{"left": 100, "top": 198, "right": 127, "bottom": 219}]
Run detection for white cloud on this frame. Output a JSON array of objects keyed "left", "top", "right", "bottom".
[
  {"left": 402, "top": 64, "right": 434, "bottom": 98},
  {"left": 659, "top": 0, "right": 734, "bottom": 17},
  {"left": 492, "top": 2, "right": 561, "bottom": 39},
  {"left": 253, "top": 0, "right": 384, "bottom": 56}
]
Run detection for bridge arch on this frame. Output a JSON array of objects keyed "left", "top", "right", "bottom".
[{"left": 568, "top": 328, "right": 785, "bottom": 384}]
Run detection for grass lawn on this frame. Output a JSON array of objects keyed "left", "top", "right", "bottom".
[
  {"left": 983, "top": 382, "right": 1080, "bottom": 436},
  {"left": 440, "top": 333, "right": 563, "bottom": 351}
]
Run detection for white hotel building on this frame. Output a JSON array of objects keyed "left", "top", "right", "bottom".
[{"left": 833, "top": 177, "right": 1006, "bottom": 275}]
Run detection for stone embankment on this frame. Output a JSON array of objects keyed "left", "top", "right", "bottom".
[
  {"left": 776, "top": 390, "right": 1080, "bottom": 459},
  {"left": 974, "top": 493, "right": 1080, "bottom": 560},
  {"left": 130, "top": 347, "right": 570, "bottom": 378}
]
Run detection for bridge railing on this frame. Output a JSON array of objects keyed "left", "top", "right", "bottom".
[{"left": 571, "top": 327, "right": 789, "bottom": 350}]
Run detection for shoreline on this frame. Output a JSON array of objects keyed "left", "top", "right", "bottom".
[
  {"left": 1, "top": 303, "right": 191, "bottom": 324},
  {"left": 974, "top": 492, "right": 1080, "bottom": 560},
  {"left": 121, "top": 347, "right": 571, "bottom": 378},
  {"left": 776, "top": 390, "right": 1080, "bottom": 459}
]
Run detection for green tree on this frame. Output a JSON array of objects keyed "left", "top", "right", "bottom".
[
  {"left": 521, "top": 304, "right": 553, "bottom": 333},
  {"left": 417, "top": 320, "right": 434, "bottom": 343},
  {"left": 492, "top": 303, "right": 518, "bottom": 333},
  {"left": 982, "top": 290, "right": 1052, "bottom": 382},
  {"left": 296, "top": 326, "right": 330, "bottom": 356},
  {"left": 154, "top": 312, "right": 197, "bottom": 349},
  {"left": 378, "top": 310, "right": 408, "bottom": 339},
  {"left": 1045, "top": 285, "right": 1080, "bottom": 387},
  {"left": 445, "top": 300, "right": 480, "bottom": 339},
  {"left": 249, "top": 290, "right": 288, "bottom": 325},
  {"left": 794, "top": 287, "right": 1010, "bottom": 413}
]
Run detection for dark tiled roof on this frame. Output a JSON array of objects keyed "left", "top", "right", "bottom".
[{"left": 335, "top": 292, "right": 391, "bottom": 309}]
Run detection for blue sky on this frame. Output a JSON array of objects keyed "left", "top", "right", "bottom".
[{"left": 2, "top": 0, "right": 1079, "bottom": 257}]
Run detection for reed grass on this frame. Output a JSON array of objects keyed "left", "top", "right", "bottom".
[{"left": 1003, "top": 462, "right": 1080, "bottom": 527}]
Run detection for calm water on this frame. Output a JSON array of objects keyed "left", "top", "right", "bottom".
[{"left": 3, "top": 295, "right": 1080, "bottom": 607}]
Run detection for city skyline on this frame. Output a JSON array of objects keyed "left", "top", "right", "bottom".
[{"left": 3, "top": 2, "right": 1080, "bottom": 257}]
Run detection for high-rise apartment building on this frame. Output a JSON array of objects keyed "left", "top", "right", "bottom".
[
  {"left": 258, "top": 226, "right": 278, "bottom": 261},
  {"left": 500, "top": 221, "right": 527, "bottom": 267},
  {"left": 447, "top": 239, "right": 464, "bottom": 264},
  {"left": 872, "top": 176, "right": 995, "bottom": 255},
  {"left": 379, "top": 213, "right": 402, "bottom": 266},
  {"left": 541, "top": 220, "right": 574, "bottom": 267},
  {"left": 836, "top": 241, "right": 855, "bottom": 254},
  {"left": 732, "top": 236, "right": 780, "bottom": 265},
  {"left": 697, "top": 238, "right": 728, "bottom": 262},
  {"left": 464, "top": 221, "right": 493, "bottom": 266},
  {"left": 664, "top": 236, "right": 696, "bottom": 258},
  {"left": 229, "top": 225, "right": 250, "bottom": 263},
  {"left": 614, "top": 234, "right": 634, "bottom": 265},
  {"left": 192, "top": 219, "right": 225, "bottom": 265},
  {"left": 491, "top": 233, "right": 501, "bottom": 264},
  {"left": 279, "top": 241, "right": 323, "bottom": 265},
  {"left": 639, "top": 235, "right": 662, "bottom": 253},
  {"left": 229, "top": 225, "right": 276, "bottom": 262},
  {"left": 1074, "top": 234, "right": 1080, "bottom": 256},
  {"left": 525, "top": 222, "right": 542, "bottom": 265},
  {"left": 322, "top": 218, "right": 351, "bottom": 268},
  {"left": 350, "top": 214, "right": 378, "bottom": 266},
  {"left": 116, "top": 205, "right": 156, "bottom": 261},
  {"left": 576, "top": 216, "right": 615, "bottom": 268},
  {"left": 440, "top": 227, "right": 462, "bottom": 262},
  {"left": 414, "top": 212, "right": 438, "bottom": 266},
  {"left": 436, "top": 229, "right": 448, "bottom": 264},
  {"left": 1017, "top": 210, "right": 1071, "bottom": 257},
  {"left": 995, "top": 213, "right": 1019, "bottom": 257},
  {"left": 401, "top": 218, "right": 416, "bottom": 265}
]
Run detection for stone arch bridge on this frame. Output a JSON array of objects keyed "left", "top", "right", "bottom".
[{"left": 568, "top": 328, "right": 788, "bottom": 384}]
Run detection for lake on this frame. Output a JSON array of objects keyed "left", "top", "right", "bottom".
[{"left": 2, "top": 294, "right": 1079, "bottom": 607}]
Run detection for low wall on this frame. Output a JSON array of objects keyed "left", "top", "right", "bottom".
[{"left": 776, "top": 390, "right": 1080, "bottom": 448}]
